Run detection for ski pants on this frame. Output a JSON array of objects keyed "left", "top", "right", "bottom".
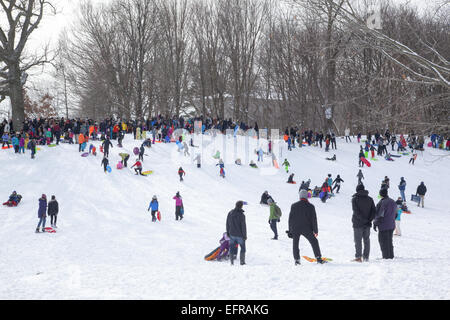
[
  {"left": 50, "top": 214, "right": 57, "bottom": 226},
  {"left": 229, "top": 235, "right": 246, "bottom": 264},
  {"left": 400, "top": 190, "right": 406, "bottom": 202},
  {"left": 378, "top": 229, "right": 394, "bottom": 259},
  {"left": 151, "top": 210, "right": 157, "bottom": 222},
  {"left": 354, "top": 227, "right": 370, "bottom": 259},
  {"left": 175, "top": 206, "right": 183, "bottom": 220},
  {"left": 292, "top": 232, "right": 322, "bottom": 261}
]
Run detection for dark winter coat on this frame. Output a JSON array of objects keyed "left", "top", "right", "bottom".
[
  {"left": 47, "top": 200, "right": 59, "bottom": 216},
  {"left": 416, "top": 183, "right": 427, "bottom": 195},
  {"left": 288, "top": 199, "right": 318, "bottom": 235},
  {"left": 38, "top": 198, "right": 47, "bottom": 218},
  {"left": 351, "top": 190, "right": 376, "bottom": 228},
  {"left": 226, "top": 208, "right": 247, "bottom": 239},
  {"left": 374, "top": 197, "right": 397, "bottom": 231}
]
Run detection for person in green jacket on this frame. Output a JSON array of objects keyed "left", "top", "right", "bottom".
[
  {"left": 268, "top": 199, "right": 282, "bottom": 240},
  {"left": 119, "top": 153, "right": 130, "bottom": 167},
  {"left": 282, "top": 158, "right": 290, "bottom": 173}
]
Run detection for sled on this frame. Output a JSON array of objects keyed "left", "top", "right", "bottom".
[
  {"left": 360, "top": 157, "right": 371, "bottom": 167},
  {"left": 204, "top": 246, "right": 221, "bottom": 261},
  {"left": 133, "top": 147, "right": 140, "bottom": 155},
  {"left": 413, "top": 154, "right": 418, "bottom": 160},
  {"left": 403, "top": 210, "right": 412, "bottom": 214},
  {"left": 157, "top": 211, "right": 161, "bottom": 221},
  {"left": 81, "top": 153, "right": 89, "bottom": 157},
  {"left": 427, "top": 142, "right": 432, "bottom": 147},
  {"left": 371, "top": 158, "right": 379, "bottom": 161},
  {"left": 117, "top": 162, "right": 124, "bottom": 170},
  {"left": 302, "top": 256, "right": 332, "bottom": 263},
  {"left": 106, "top": 166, "right": 112, "bottom": 173},
  {"left": 2, "top": 146, "right": 12, "bottom": 149},
  {"left": 44, "top": 227, "right": 56, "bottom": 233},
  {"left": 390, "top": 155, "right": 401, "bottom": 158},
  {"left": 287, "top": 181, "right": 297, "bottom": 184},
  {"left": 411, "top": 194, "right": 420, "bottom": 203},
  {"left": 142, "top": 170, "right": 154, "bottom": 176},
  {"left": 3, "top": 201, "right": 18, "bottom": 207},
  {"left": 48, "top": 144, "right": 57, "bottom": 147}
]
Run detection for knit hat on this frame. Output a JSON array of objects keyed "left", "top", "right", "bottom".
[
  {"left": 379, "top": 188, "right": 388, "bottom": 198},
  {"left": 42, "top": 194, "right": 47, "bottom": 199},
  {"left": 299, "top": 189, "right": 309, "bottom": 199},
  {"left": 235, "top": 201, "right": 244, "bottom": 209},
  {"left": 356, "top": 184, "right": 365, "bottom": 192}
]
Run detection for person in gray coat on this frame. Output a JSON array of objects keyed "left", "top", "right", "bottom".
[
  {"left": 226, "top": 201, "right": 247, "bottom": 266},
  {"left": 374, "top": 188, "right": 397, "bottom": 259}
]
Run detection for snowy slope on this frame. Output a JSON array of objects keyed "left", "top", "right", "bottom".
[{"left": 0, "top": 133, "right": 449, "bottom": 300}]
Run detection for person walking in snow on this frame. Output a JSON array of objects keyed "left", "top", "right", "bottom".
[
  {"left": 282, "top": 159, "right": 290, "bottom": 173},
  {"left": 345, "top": 128, "right": 351, "bottom": 143},
  {"left": 138, "top": 144, "right": 145, "bottom": 161},
  {"left": 359, "top": 148, "right": 365, "bottom": 167},
  {"left": 48, "top": 195, "right": 59, "bottom": 228},
  {"left": 102, "top": 137, "right": 113, "bottom": 158},
  {"left": 416, "top": 182, "right": 427, "bottom": 208},
  {"left": 373, "top": 188, "right": 397, "bottom": 259},
  {"left": 332, "top": 175, "right": 344, "bottom": 193},
  {"left": 257, "top": 147, "right": 264, "bottom": 162},
  {"left": 148, "top": 195, "right": 159, "bottom": 222},
  {"left": 178, "top": 167, "right": 186, "bottom": 181},
  {"left": 173, "top": 192, "right": 184, "bottom": 220},
  {"left": 36, "top": 194, "right": 47, "bottom": 233},
  {"left": 101, "top": 156, "right": 109, "bottom": 173},
  {"left": 357, "top": 169, "right": 364, "bottom": 185},
  {"left": 267, "top": 198, "right": 282, "bottom": 240},
  {"left": 398, "top": 177, "right": 407, "bottom": 202},
  {"left": 226, "top": 200, "right": 247, "bottom": 265},
  {"left": 29, "top": 138, "right": 36, "bottom": 159},
  {"left": 409, "top": 149, "right": 417, "bottom": 165},
  {"left": 351, "top": 184, "right": 376, "bottom": 262},
  {"left": 288, "top": 189, "right": 327, "bottom": 265}
]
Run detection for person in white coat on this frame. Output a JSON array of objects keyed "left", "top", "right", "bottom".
[{"left": 345, "top": 128, "right": 351, "bottom": 142}]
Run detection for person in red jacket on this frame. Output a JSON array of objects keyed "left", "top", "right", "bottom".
[
  {"left": 131, "top": 159, "right": 144, "bottom": 175},
  {"left": 178, "top": 167, "right": 185, "bottom": 181}
]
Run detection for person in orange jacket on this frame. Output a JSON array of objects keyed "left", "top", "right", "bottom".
[{"left": 78, "top": 133, "right": 85, "bottom": 152}]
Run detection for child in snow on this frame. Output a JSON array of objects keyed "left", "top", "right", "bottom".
[
  {"left": 173, "top": 192, "right": 184, "bottom": 220},
  {"left": 47, "top": 195, "right": 59, "bottom": 228},
  {"left": 101, "top": 156, "right": 109, "bottom": 173},
  {"left": 282, "top": 159, "right": 290, "bottom": 173},
  {"left": 148, "top": 195, "right": 159, "bottom": 222},
  {"left": 235, "top": 158, "right": 242, "bottom": 166},
  {"left": 178, "top": 167, "right": 186, "bottom": 181},
  {"left": 249, "top": 160, "right": 258, "bottom": 168},
  {"left": 394, "top": 207, "right": 402, "bottom": 236},
  {"left": 267, "top": 198, "right": 282, "bottom": 240},
  {"left": 36, "top": 194, "right": 47, "bottom": 233},
  {"left": 131, "top": 159, "right": 144, "bottom": 175},
  {"left": 138, "top": 144, "right": 145, "bottom": 161},
  {"left": 287, "top": 173, "right": 295, "bottom": 184},
  {"left": 409, "top": 149, "right": 417, "bottom": 165},
  {"left": 332, "top": 175, "right": 344, "bottom": 193},
  {"left": 260, "top": 191, "right": 274, "bottom": 205},
  {"left": 326, "top": 154, "right": 336, "bottom": 161},
  {"left": 2, "top": 132, "right": 10, "bottom": 148},
  {"left": 3, "top": 191, "right": 22, "bottom": 207}
]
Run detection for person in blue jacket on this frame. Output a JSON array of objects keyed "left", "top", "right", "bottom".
[
  {"left": 394, "top": 207, "right": 402, "bottom": 236},
  {"left": 36, "top": 194, "right": 47, "bottom": 233},
  {"left": 2, "top": 132, "right": 10, "bottom": 148},
  {"left": 11, "top": 134, "right": 19, "bottom": 153},
  {"left": 148, "top": 195, "right": 159, "bottom": 222},
  {"left": 398, "top": 177, "right": 406, "bottom": 202}
]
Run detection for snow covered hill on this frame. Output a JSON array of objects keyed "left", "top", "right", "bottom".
[{"left": 0, "top": 133, "right": 449, "bottom": 299}]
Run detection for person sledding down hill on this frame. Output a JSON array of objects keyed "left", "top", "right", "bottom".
[
  {"left": 326, "top": 154, "right": 336, "bottom": 161},
  {"left": 385, "top": 152, "right": 394, "bottom": 161},
  {"left": 249, "top": 160, "right": 258, "bottom": 168},
  {"left": 3, "top": 191, "right": 22, "bottom": 207},
  {"left": 204, "top": 232, "right": 231, "bottom": 261},
  {"left": 287, "top": 173, "right": 295, "bottom": 184}
]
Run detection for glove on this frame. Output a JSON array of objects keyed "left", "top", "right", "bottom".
[
  {"left": 373, "top": 225, "right": 378, "bottom": 232},
  {"left": 277, "top": 219, "right": 280, "bottom": 223}
]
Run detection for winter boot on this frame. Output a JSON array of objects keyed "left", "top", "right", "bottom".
[
  {"left": 42, "top": 228, "right": 46, "bottom": 233},
  {"left": 352, "top": 257, "right": 362, "bottom": 263},
  {"left": 230, "top": 254, "right": 235, "bottom": 265},
  {"left": 316, "top": 257, "right": 327, "bottom": 264},
  {"left": 363, "top": 257, "right": 369, "bottom": 262},
  {"left": 35, "top": 228, "right": 39, "bottom": 233},
  {"left": 295, "top": 260, "right": 301, "bottom": 266}
]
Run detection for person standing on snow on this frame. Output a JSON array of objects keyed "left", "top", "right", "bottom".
[
  {"left": 351, "top": 184, "right": 376, "bottom": 262},
  {"left": 138, "top": 144, "right": 145, "bottom": 161},
  {"left": 282, "top": 159, "right": 290, "bottom": 173},
  {"left": 288, "top": 189, "right": 327, "bottom": 265},
  {"left": 226, "top": 201, "right": 247, "bottom": 265},
  {"left": 173, "top": 192, "right": 184, "bottom": 220},
  {"left": 178, "top": 167, "right": 186, "bottom": 181},
  {"left": 148, "top": 196, "right": 159, "bottom": 222},
  {"left": 131, "top": 159, "right": 144, "bottom": 176},
  {"left": 267, "top": 199, "right": 282, "bottom": 240},
  {"left": 36, "top": 194, "right": 47, "bottom": 233},
  {"left": 416, "top": 182, "right": 427, "bottom": 208},
  {"left": 398, "top": 177, "right": 407, "bottom": 202},
  {"left": 48, "top": 195, "right": 59, "bottom": 228},
  {"left": 101, "top": 156, "right": 109, "bottom": 173},
  {"left": 357, "top": 169, "right": 364, "bottom": 185},
  {"left": 373, "top": 189, "right": 397, "bottom": 259}
]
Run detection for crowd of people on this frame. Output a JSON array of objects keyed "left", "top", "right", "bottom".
[{"left": 1, "top": 115, "right": 435, "bottom": 264}]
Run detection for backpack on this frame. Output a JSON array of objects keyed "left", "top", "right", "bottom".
[{"left": 274, "top": 204, "right": 282, "bottom": 219}]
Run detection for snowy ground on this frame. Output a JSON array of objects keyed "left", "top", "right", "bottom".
[{"left": 0, "top": 132, "right": 449, "bottom": 300}]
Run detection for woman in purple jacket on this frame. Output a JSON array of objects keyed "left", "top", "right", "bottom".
[
  {"left": 173, "top": 192, "right": 184, "bottom": 221},
  {"left": 36, "top": 194, "right": 47, "bottom": 233},
  {"left": 373, "top": 189, "right": 397, "bottom": 259}
]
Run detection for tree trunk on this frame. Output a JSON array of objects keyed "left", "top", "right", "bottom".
[{"left": 9, "top": 63, "right": 25, "bottom": 130}]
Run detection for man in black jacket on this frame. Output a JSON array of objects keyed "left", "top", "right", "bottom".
[
  {"left": 416, "top": 182, "right": 427, "bottom": 208},
  {"left": 288, "top": 190, "right": 326, "bottom": 265},
  {"left": 226, "top": 201, "right": 247, "bottom": 265},
  {"left": 102, "top": 137, "right": 113, "bottom": 158},
  {"left": 351, "top": 184, "right": 376, "bottom": 262}
]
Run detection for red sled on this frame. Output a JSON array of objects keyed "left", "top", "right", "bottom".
[
  {"left": 2, "top": 145, "right": 12, "bottom": 150},
  {"left": 44, "top": 227, "right": 56, "bottom": 233},
  {"left": 403, "top": 211, "right": 412, "bottom": 214},
  {"left": 360, "top": 157, "right": 371, "bottom": 167},
  {"left": 287, "top": 181, "right": 297, "bottom": 184},
  {"left": 157, "top": 211, "right": 161, "bottom": 221},
  {"left": 2, "top": 201, "right": 18, "bottom": 207}
]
